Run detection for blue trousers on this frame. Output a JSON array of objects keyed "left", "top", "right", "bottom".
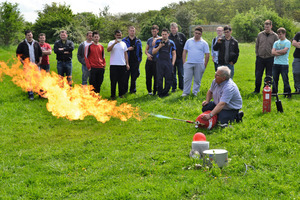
[{"left": 202, "top": 102, "right": 239, "bottom": 124}]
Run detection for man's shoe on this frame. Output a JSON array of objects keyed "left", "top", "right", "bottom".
[
  {"left": 148, "top": 92, "right": 153, "bottom": 95},
  {"left": 172, "top": 89, "right": 176, "bottom": 93},
  {"left": 285, "top": 94, "right": 292, "bottom": 99},
  {"left": 236, "top": 111, "right": 244, "bottom": 123},
  {"left": 219, "top": 123, "right": 228, "bottom": 128},
  {"left": 28, "top": 91, "right": 34, "bottom": 100},
  {"left": 181, "top": 93, "right": 189, "bottom": 97}
]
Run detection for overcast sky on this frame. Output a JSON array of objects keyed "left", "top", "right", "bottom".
[{"left": 4, "top": 0, "right": 182, "bottom": 23}]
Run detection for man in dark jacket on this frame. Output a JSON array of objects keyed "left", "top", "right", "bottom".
[
  {"left": 169, "top": 22, "right": 187, "bottom": 92},
  {"left": 213, "top": 25, "right": 239, "bottom": 78},
  {"left": 16, "top": 30, "right": 42, "bottom": 100},
  {"left": 122, "top": 26, "right": 142, "bottom": 94},
  {"left": 54, "top": 30, "right": 74, "bottom": 87}
]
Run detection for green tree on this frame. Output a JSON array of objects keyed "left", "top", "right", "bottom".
[
  {"left": 231, "top": 6, "right": 297, "bottom": 42},
  {"left": 33, "top": 2, "right": 74, "bottom": 43},
  {"left": 0, "top": 1, "right": 24, "bottom": 45}
]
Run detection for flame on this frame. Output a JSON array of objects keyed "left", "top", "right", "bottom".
[{"left": 0, "top": 58, "right": 141, "bottom": 123}]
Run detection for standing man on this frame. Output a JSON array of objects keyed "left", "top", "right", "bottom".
[
  {"left": 145, "top": 25, "right": 160, "bottom": 95},
  {"left": 152, "top": 28, "right": 176, "bottom": 98},
  {"left": 85, "top": 31, "right": 106, "bottom": 94},
  {"left": 16, "top": 30, "right": 42, "bottom": 100},
  {"left": 211, "top": 27, "right": 223, "bottom": 71},
  {"left": 202, "top": 66, "right": 243, "bottom": 125},
  {"left": 122, "top": 26, "right": 142, "bottom": 94},
  {"left": 253, "top": 20, "right": 278, "bottom": 94},
  {"left": 38, "top": 33, "right": 52, "bottom": 72},
  {"left": 292, "top": 31, "right": 300, "bottom": 93},
  {"left": 182, "top": 26, "right": 209, "bottom": 97},
  {"left": 169, "top": 22, "right": 187, "bottom": 92},
  {"left": 77, "top": 31, "right": 93, "bottom": 86},
  {"left": 54, "top": 30, "right": 74, "bottom": 87},
  {"left": 271, "top": 27, "right": 292, "bottom": 98},
  {"left": 107, "top": 30, "right": 130, "bottom": 99},
  {"left": 213, "top": 25, "right": 239, "bottom": 78}
]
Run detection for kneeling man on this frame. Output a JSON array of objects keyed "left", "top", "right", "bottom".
[{"left": 202, "top": 66, "right": 243, "bottom": 124}]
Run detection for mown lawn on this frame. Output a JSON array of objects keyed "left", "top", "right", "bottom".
[{"left": 0, "top": 42, "right": 299, "bottom": 199}]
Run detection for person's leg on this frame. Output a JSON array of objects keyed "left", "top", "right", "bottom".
[
  {"left": 272, "top": 64, "right": 280, "bottom": 93},
  {"left": 192, "top": 63, "right": 205, "bottom": 96},
  {"left": 145, "top": 60, "right": 152, "bottom": 93},
  {"left": 119, "top": 66, "right": 127, "bottom": 97},
  {"left": 280, "top": 65, "right": 291, "bottom": 94},
  {"left": 98, "top": 68, "right": 105, "bottom": 94},
  {"left": 172, "top": 59, "right": 177, "bottom": 91},
  {"left": 110, "top": 66, "right": 117, "bottom": 98},
  {"left": 89, "top": 68, "right": 96, "bottom": 92},
  {"left": 130, "top": 62, "right": 140, "bottom": 93},
  {"left": 214, "top": 62, "right": 218, "bottom": 72},
  {"left": 177, "top": 58, "right": 184, "bottom": 90},
  {"left": 82, "top": 64, "right": 90, "bottom": 85},
  {"left": 218, "top": 110, "right": 239, "bottom": 124},
  {"left": 227, "top": 64, "right": 234, "bottom": 79},
  {"left": 153, "top": 61, "right": 157, "bottom": 95},
  {"left": 182, "top": 63, "right": 193, "bottom": 95},
  {"left": 202, "top": 102, "right": 216, "bottom": 112},
  {"left": 56, "top": 61, "right": 64, "bottom": 77},
  {"left": 292, "top": 58, "right": 300, "bottom": 92},
  {"left": 156, "top": 60, "right": 164, "bottom": 97},
  {"left": 65, "top": 61, "right": 73, "bottom": 87},
  {"left": 254, "top": 57, "right": 265, "bottom": 92},
  {"left": 163, "top": 61, "right": 173, "bottom": 96}
]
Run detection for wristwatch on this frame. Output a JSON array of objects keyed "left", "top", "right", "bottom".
[{"left": 209, "top": 113, "right": 213, "bottom": 118}]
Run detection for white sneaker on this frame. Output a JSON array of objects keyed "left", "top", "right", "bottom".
[
  {"left": 148, "top": 92, "right": 153, "bottom": 95},
  {"left": 181, "top": 93, "right": 189, "bottom": 97}
]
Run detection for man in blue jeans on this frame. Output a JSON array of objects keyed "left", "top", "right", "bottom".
[
  {"left": 54, "top": 30, "right": 74, "bottom": 87},
  {"left": 271, "top": 27, "right": 292, "bottom": 98}
]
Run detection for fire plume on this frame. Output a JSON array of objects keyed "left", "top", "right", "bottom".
[{"left": 0, "top": 58, "right": 141, "bottom": 123}]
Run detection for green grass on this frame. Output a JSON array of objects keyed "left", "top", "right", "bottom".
[{"left": 0, "top": 42, "right": 300, "bottom": 199}]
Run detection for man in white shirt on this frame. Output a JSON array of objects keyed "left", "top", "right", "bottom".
[
  {"left": 107, "top": 30, "right": 130, "bottom": 99},
  {"left": 182, "top": 26, "right": 209, "bottom": 97}
]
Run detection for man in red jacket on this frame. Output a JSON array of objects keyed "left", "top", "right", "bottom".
[{"left": 85, "top": 31, "right": 106, "bottom": 94}]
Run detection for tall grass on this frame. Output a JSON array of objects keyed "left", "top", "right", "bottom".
[{"left": 0, "top": 42, "right": 299, "bottom": 199}]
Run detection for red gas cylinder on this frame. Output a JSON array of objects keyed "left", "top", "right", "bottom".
[
  {"left": 263, "top": 85, "right": 272, "bottom": 113},
  {"left": 195, "top": 111, "right": 218, "bottom": 130}
]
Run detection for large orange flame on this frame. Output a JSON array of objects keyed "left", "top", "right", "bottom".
[{"left": 0, "top": 58, "right": 141, "bottom": 123}]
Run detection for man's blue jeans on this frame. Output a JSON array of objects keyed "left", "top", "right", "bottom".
[{"left": 57, "top": 60, "right": 72, "bottom": 86}]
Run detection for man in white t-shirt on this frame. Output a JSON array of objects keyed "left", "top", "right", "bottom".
[
  {"left": 107, "top": 30, "right": 130, "bottom": 99},
  {"left": 182, "top": 26, "right": 209, "bottom": 97}
]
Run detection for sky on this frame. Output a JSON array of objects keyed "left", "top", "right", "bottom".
[{"left": 4, "top": 0, "right": 183, "bottom": 23}]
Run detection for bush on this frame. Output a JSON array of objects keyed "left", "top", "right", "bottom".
[{"left": 231, "top": 6, "right": 297, "bottom": 42}]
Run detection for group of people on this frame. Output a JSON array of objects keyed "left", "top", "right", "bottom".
[
  {"left": 254, "top": 20, "right": 300, "bottom": 97},
  {"left": 15, "top": 20, "right": 300, "bottom": 125}
]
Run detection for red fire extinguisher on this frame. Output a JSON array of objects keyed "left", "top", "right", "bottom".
[{"left": 263, "top": 85, "right": 272, "bottom": 113}]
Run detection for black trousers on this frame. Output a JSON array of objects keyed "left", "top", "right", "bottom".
[
  {"left": 156, "top": 59, "right": 173, "bottom": 97},
  {"left": 89, "top": 68, "right": 105, "bottom": 94},
  {"left": 202, "top": 102, "right": 239, "bottom": 124},
  {"left": 145, "top": 59, "right": 157, "bottom": 94},
  {"left": 124, "top": 61, "right": 140, "bottom": 93},
  {"left": 110, "top": 65, "right": 126, "bottom": 97},
  {"left": 255, "top": 56, "right": 274, "bottom": 92}
]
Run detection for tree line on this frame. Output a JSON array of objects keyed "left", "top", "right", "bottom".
[{"left": 0, "top": 0, "right": 299, "bottom": 46}]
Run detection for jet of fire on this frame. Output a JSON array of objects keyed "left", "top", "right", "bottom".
[{"left": 0, "top": 58, "right": 141, "bottom": 123}]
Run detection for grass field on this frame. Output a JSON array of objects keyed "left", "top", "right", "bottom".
[{"left": 0, "top": 42, "right": 299, "bottom": 199}]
